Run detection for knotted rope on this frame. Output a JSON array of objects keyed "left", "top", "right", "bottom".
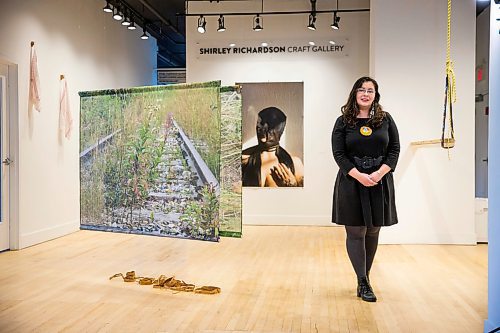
[{"left": 441, "top": 0, "right": 456, "bottom": 154}]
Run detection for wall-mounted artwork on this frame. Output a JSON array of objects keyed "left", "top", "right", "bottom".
[
  {"left": 79, "top": 82, "right": 223, "bottom": 241},
  {"left": 239, "top": 82, "right": 304, "bottom": 187}
]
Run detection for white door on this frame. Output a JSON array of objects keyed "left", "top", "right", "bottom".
[{"left": 0, "top": 63, "right": 10, "bottom": 251}]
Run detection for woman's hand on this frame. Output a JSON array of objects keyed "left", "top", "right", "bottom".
[
  {"left": 369, "top": 165, "right": 391, "bottom": 183},
  {"left": 271, "top": 163, "right": 298, "bottom": 187},
  {"left": 356, "top": 173, "right": 378, "bottom": 187},
  {"left": 348, "top": 168, "right": 378, "bottom": 187},
  {"left": 368, "top": 170, "right": 382, "bottom": 183}
]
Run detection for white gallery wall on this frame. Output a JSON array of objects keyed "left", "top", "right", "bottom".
[
  {"left": 0, "top": 0, "right": 157, "bottom": 249},
  {"left": 370, "top": 0, "right": 476, "bottom": 244},
  {"left": 187, "top": 0, "right": 370, "bottom": 226},
  {"left": 187, "top": 0, "right": 476, "bottom": 244}
]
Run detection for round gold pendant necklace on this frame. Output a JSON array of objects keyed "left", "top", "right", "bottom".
[{"left": 360, "top": 126, "right": 372, "bottom": 136}]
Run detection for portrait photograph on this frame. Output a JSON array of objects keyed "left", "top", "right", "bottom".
[{"left": 239, "top": 82, "right": 304, "bottom": 188}]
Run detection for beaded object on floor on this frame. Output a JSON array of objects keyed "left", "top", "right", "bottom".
[{"left": 109, "top": 271, "right": 221, "bottom": 294}]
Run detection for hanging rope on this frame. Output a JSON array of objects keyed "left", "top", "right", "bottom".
[{"left": 441, "top": 0, "right": 456, "bottom": 151}]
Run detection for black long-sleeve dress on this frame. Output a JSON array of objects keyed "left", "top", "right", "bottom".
[{"left": 331, "top": 112, "right": 400, "bottom": 227}]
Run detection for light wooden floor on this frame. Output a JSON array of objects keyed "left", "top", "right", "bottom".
[{"left": 0, "top": 226, "right": 487, "bottom": 333}]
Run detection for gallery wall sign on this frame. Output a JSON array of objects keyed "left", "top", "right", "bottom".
[
  {"left": 196, "top": 39, "right": 350, "bottom": 58},
  {"left": 199, "top": 44, "right": 345, "bottom": 55},
  {"left": 157, "top": 68, "right": 187, "bottom": 85},
  {"left": 79, "top": 81, "right": 242, "bottom": 241}
]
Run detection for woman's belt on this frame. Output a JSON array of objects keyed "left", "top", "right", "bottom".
[{"left": 353, "top": 156, "right": 384, "bottom": 170}]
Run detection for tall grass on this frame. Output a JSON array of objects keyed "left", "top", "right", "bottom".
[{"left": 80, "top": 83, "right": 222, "bottom": 240}]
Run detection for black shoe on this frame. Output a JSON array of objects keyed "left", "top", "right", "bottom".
[{"left": 357, "top": 276, "right": 377, "bottom": 302}]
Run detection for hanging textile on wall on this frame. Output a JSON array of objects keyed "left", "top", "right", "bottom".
[
  {"left": 59, "top": 75, "right": 73, "bottom": 139},
  {"left": 79, "top": 81, "right": 223, "bottom": 242},
  {"left": 29, "top": 41, "right": 41, "bottom": 112},
  {"left": 219, "top": 86, "right": 242, "bottom": 237}
]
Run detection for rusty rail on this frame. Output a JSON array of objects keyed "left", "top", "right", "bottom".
[{"left": 173, "top": 120, "right": 220, "bottom": 194}]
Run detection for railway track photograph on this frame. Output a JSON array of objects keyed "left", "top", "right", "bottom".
[{"left": 79, "top": 82, "right": 226, "bottom": 241}]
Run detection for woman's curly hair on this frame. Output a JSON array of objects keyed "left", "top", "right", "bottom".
[{"left": 341, "top": 76, "right": 385, "bottom": 128}]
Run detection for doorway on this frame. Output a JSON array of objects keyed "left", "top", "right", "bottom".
[
  {"left": 0, "top": 63, "right": 9, "bottom": 251},
  {"left": 475, "top": 5, "right": 490, "bottom": 243}
]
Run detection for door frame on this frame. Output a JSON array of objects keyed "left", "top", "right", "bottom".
[
  {"left": 0, "top": 65, "right": 8, "bottom": 251},
  {"left": 0, "top": 58, "right": 19, "bottom": 250}
]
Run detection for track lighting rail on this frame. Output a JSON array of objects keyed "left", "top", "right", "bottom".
[{"left": 178, "top": 8, "right": 369, "bottom": 17}]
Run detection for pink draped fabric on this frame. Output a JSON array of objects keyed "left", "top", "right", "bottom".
[
  {"left": 59, "top": 78, "right": 73, "bottom": 139},
  {"left": 29, "top": 46, "right": 41, "bottom": 112}
]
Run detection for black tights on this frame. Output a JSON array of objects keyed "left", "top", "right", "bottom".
[{"left": 345, "top": 226, "right": 381, "bottom": 278}]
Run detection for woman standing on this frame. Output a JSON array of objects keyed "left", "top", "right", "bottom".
[{"left": 331, "top": 76, "right": 400, "bottom": 302}]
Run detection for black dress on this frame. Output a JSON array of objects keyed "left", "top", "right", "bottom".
[{"left": 331, "top": 112, "right": 400, "bottom": 227}]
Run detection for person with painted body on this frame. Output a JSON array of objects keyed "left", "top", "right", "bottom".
[{"left": 242, "top": 107, "right": 304, "bottom": 187}]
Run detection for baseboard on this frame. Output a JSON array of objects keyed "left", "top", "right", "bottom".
[
  {"left": 379, "top": 230, "right": 477, "bottom": 245},
  {"left": 16, "top": 217, "right": 478, "bottom": 246},
  {"left": 19, "top": 219, "right": 80, "bottom": 249},
  {"left": 243, "top": 214, "right": 477, "bottom": 245}
]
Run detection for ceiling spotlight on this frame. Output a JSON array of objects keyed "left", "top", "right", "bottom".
[
  {"left": 229, "top": 43, "right": 236, "bottom": 47},
  {"left": 253, "top": 14, "right": 263, "bottom": 31},
  {"left": 113, "top": 6, "right": 123, "bottom": 21},
  {"left": 331, "top": 12, "right": 340, "bottom": 30},
  {"left": 329, "top": 40, "right": 336, "bottom": 45},
  {"left": 308, "top": 41, "right": 315, "bottom": 46},
  {"left": 141, "top": 27, "right": 149, "bottom": 40},
  {"left": 261, "top": 42, "right": 268, "bottom": 46},
  {"left": 128, "top": 18, "right": 137, "bottom": 30},
  {"left": 217, "top": 15, "right": 226, "bottom": 32},
  {"left": 103, "top": 0, "right": 113, "bottom": 13},
  {"left": 121, "top": 14, "right": 131, "bottom": 26},
  {"left": 307, "top": 13, "right": 316, "bottom": 30},
  {"left": 197, "top": 15, "right": 206, "bottom": 33}
]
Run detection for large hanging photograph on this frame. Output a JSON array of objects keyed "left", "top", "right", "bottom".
[
  {"left": 79, "top": 82, "right": 222, "bottom": 241},
  {"left": 240, "top": 82, "right": 304, "bottom": 187},
  {"left": 219, "top": 86, "right": 242, "bottom": 237}
]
